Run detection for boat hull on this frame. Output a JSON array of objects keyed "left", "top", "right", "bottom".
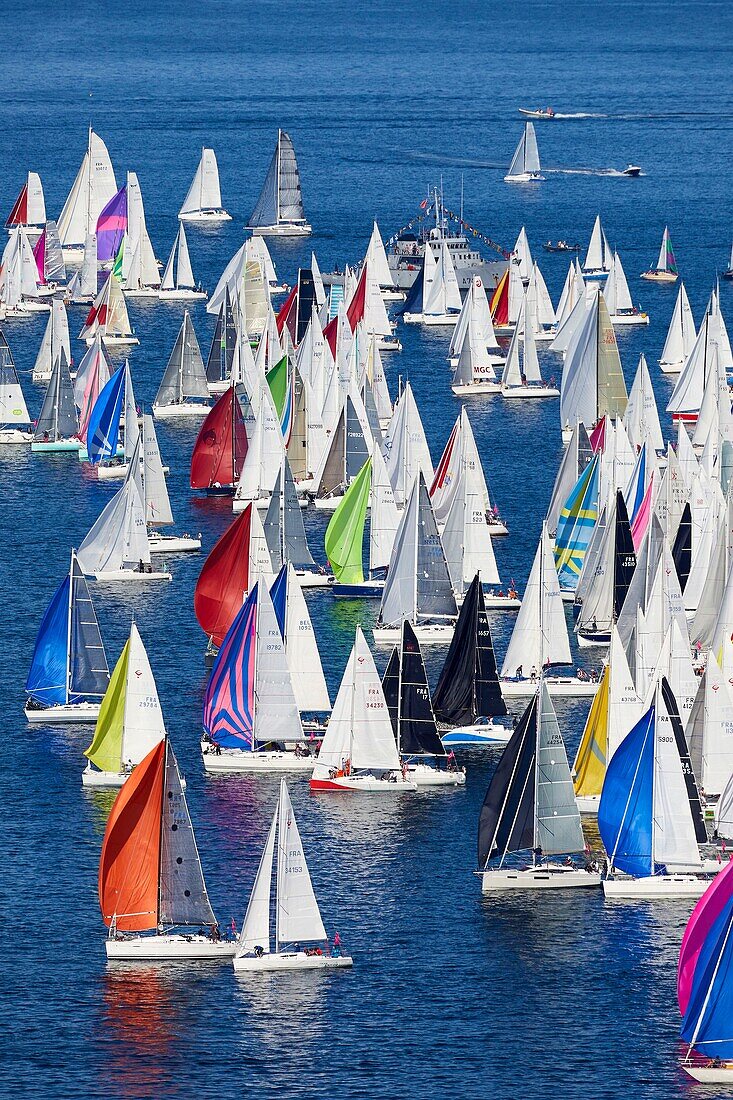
[
  {"left": 406, "top": 762, "right": 466, "bottom": 786},
  {"left": 377, "top": 336, "right": 402, "bottom": 352},
  {"left": 24, "top": 701, "right": 101, "bottom": 724},
  {"left": 659, "top": 360, "right": 683, "bottom": 375},
  {"left": 89, "top": 335, "right": 140, "bottom": 347},
  {"left": 310, "top": 774, "right": 417, "bottom": 792},
  {"left": 312, "top": 496, "right": 343, "bottom": 512},
  {"left": 159, "top": 290, "right": 208, "bottom": 302},
  {"left": 682, "top": 1063, "right": 733, "bottom": 1082},
  {"left": 640, "top": 270, "right": 677, "bottom": 283},
  {"left": 501, "top": 385, "right": 560, "bottom": 399},
  {"left": 482, "top": 595, "right": 521, "bottom": 610},
  {"left": 247, "top": 223, "right": 312, "bottom": 237},
  {"left": 451, "top": 382, "right": 502, "bottom": 396},
  {"left": 576, "top": 630, "right": 611, "bottom": 647},
  {"left": 603, "top": 874, "right": 715, "bottom": 898},
  {"left": 441, "top": 723, "right": 513, "bottom": 747},
  {"left": 0, "top": 428, "right": 33, "bottom": 444},
  {"left": 105, "top": 935, "right": 236, "bottom": 960},
  {"left": 88, "top": 569, "right": 172, "bottom": 582},
  {"left": 402, "top": 312, "right": 459, "bottom": 326},
  {"left": 178, "top": 210, "right": 232, "bottom": 223},
  {"left": 202, "top": 748, "right": 316, "bottom": 772},
  {"left": 609, "top": 312, "right": 649, "bottom": 326},
  {"left": 575, "top": 794, "right": 601, "bottom": 814},
  {"left": 504, "top": 173, "right": 545, "bottom": 183},
  {"left": 481, "top": 865, "right": 602, "bottom": 892},
  {"left": 332, "top": 580, "right": 385, "bottom": 598},
  {"left": 500, "top": 677, "right": 598, "bottom": 698},
  {"left": 153, "top": 403, "right": 211, "bottom": 419},
  {"left": 372, "top": 623, "right": 455, "bottom": 645},
  {"left": 149, "top": 534, "right": 202, "bottom": 553},
  {"left": 294, "top": 570, "right": 333, "bottom": 588},
  {"left": 234, "top": 951, "right": 353, "bottom": 973},
  {"left": 31, "top": 439, "right": 83, "bottom": 453}
]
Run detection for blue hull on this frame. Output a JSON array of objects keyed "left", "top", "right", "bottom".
[{"left": 332, "top": 582, "right": 384, "bottom": 598}]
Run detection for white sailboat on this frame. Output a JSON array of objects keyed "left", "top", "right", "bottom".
[
  {"left": 57, "top": 128, "right": 117, "bottom": 261},
  {"left": 247, "top": 130, "right": 311, "bottom": 236},
  {"left": 500, "top": 306, "right": 559, "bottom": 398},
  {"left": 143, "top": 415, "right": 201, "bottom": 553},
  {"left": 82, "top": 622, "right": 166, "bottom": 787},
  {"left": 66, "top": 233, "right": 98, "bottom": 303},
  {"left": 178, "top": 147, "right": 231, "bottom": 222},
  {"left": 449, "top": 275, "right": 503, "bottom": 367},
  {"left": 270, "top": 563, "right": 330, "bottom": 716},
  {"left": 603, "top": 251, "right": 649, "bottom": 325},
  {"left": 31, "top": 348, "right": 81, "bottom": 452},
  {"left": 373, "top": 472, "right": 458, "bottom": 645},
  {"left": 402, "top": 238, "right": 462, "bottom": 324},
  {"left": 430, "top": 407, "right": 507, "bottom": 539},
  {"left": 264, "top": 457, "right": 330, "bottom": 586},
  {"left": 76, "top": 436, "right": 172, "bottom": 582},
  {"left": 122, "top": 172, "right": 161, "bottom": 297},
  {"left": 478, "top": 680, "right": 601, "bottom": 891},
  {"left": 504, "top": 122, "right": 545, "bottom": 183},
  {"left": 159, "top": 224, "right": 206, "bottom": 301},
  {"left": 500, "top": 524, "right": 595, "bottom": 697},
  {"left": 659, "top": 283, "right": 696, "bottom": 374},
  {"left": 32, "top": 298, "right": 72, "bottom": 382},
  {"left": 383, "top": 380, "right": 433, "bottom": 508},
  {"left": 24, "top": 550, "right": 109, "bottom": 724},
  {"left": 153, "top": 311, "right": 211, "bottom": 418},
  {"left": 364, "top": 220, "right": 403, "bottom": 299},
  {"left": 5, "top": 171, "right": 46, "bottom": 235},
  {"left": 583, "top": 215, "right": 613, "bottom": 277},
  {"left": 641, "top": 226, "right": 678, "bottom": 283},
  {"left": 311, "top": 626, "right": 417, "bottom": 791},
  {"left": 0, "top": 338, "right": 33, "bottom": 443},
  {"left": 79, "top": 272, "right": 139, "bottom": 347},
  {"left": 450, "top": 289, "right": 502, "bottom": 395},
  {"left": 559, "top": 287, "right": 628, "bottom": 441},
  {"left": 234, "top": 780, "right": 352, "bottom": 972}
]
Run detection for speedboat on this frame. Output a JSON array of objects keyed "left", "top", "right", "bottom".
[
  {"left": 518, "top": 107, "right": 555, "bottom": 119},
  {"left": 440, "top": 717, "right": 513, "bottom": 747},
  {"left": 622, "top": 164, "right": 642, "bottom": 177}
]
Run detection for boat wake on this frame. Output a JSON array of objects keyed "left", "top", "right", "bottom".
[
  {"left": 544, "top": 167, "right": 643, "bottom": 177},
  {"left": 551, "top": 112, "right": 607, "bottom": 119}
]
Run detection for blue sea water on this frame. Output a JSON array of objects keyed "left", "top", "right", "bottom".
[{"left": 2, "top": 2, "right": 733, "bottom": 1097}]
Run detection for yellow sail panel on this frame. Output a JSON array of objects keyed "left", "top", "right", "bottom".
[
  {"left": 572, "top": 663, "right": 609, "bottom": 797},
  {"left": 596, "top": 293, "right": 627, "bottom": 419},
  {"left": 84, "top": 638, "right": 130, "bottom": 773}
]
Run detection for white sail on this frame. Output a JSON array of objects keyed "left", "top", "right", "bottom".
[
  {"left": 58, "top": 130, "right": 117, "bottom": 247},
  {"left": 442, "top": 456, "right": 500, "bottom": 593},
  {"left": 604, "top": 251, "right": 634, "bottom": 314},
  {"left": 23, "top": 172, "right": 46, "bottom": 225},
  {"left": 625, "top": 354, "right": 664, "bottom": 452},
  {"left": 121, "top": 622, "right": 167, "bottom": 765},
  {"left": 653, "top": 684, "right": 702, "bottom": 869},
  {"left": 607, "top": 626, "right": 643, "bottom": 762},
  {"left": 253, "top": 582, "right": 302, "bottom": 742},
  {"left": 238, "top": 807, "right": 277, "bottom": 956},
  {"left": 687, "top": 650, "right": 733, "bottom": 796},
  {"left": 142, "top": 415, "right": 173, "bottom": 527},
  {"left": 276, "top": 781, "right": 327, "bottom": 947},
  {"left": 77, "top": 438, "right": 151, "bottom": 574},
  {"left": 584, "top": 215, "right": 611, "bottom": 273},
  {"left": 280, "top": 564, "right": 330, "bottom": 712},
  {"left": 179, "top": 147, "right": 224, "bottom": 216},
  {"left": 660, "top": 283, "right": 696, "bottom": 371},
  {"left": 501, "top": 526, "right": 571, "bottom": 677},
  {"left": 667, "top": 314, "right": 710, "bottom": 417},
  {"left": 383, "top": 381, "right": 433, "bottom": 507},
  {"left": 312, "top": 626, "right": 400, "bottom": 778},
  {"left": 365, "top": 221, "right": 395, "bottom": 289},
  {"left": 536, "top": 682, "right": 586, "bottom": 855},
  {"left": 369, "top": 444, "right": 400, "bottom": 573},
  {"left": 0, "top": 348, "right": 30, "bottom": 427}
]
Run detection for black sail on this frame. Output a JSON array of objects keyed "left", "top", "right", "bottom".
[
  {"left": 672, "top": 502, "right": 692, "bottom": 594},
  {"left": 477, "top": 695, "right": 537, "bottom": 868},
  {"left": 399, "top": 621, "right": 445, "bottom": 756},
  {"left": 382, "top": 647, "right": 400, "bottom": 736},
  {"left": 433, "top": 574, "right": 507, "bottom": 725},
  {"left": 661, "top": 676, "right": 707, "bottom": 844},
  {"left": 612, "top": 490, "right": 636, "bottom": 620}
]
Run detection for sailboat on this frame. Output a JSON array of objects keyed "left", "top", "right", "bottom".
[
  {"left": 373, "top": 472, "right": 458, "bottom": 646},
  {"left": 364, "top": 220, "right": 403, "bottom": 300},
  {"left": 81, "top": 360, "right": 137, "bottom": 477},
  {"left": 159, "top": 224, "right": 206, "bottom": 301},
  {"left": 264, "top": 458, "right": 330, "bottom": 587},
  {"left": 504, "top": 122, "right": 545, "bottom": 183},
  {"left": 75, "top": 335, "right": 112, "bottom": 445},
  {"left": 382, "top": 621, "right": 465, "bottom": 786},
  {"left": 204, "top": 286, "right": 237, "bottom": 394},
  {"left": 76, "top": 436, "right": 172, "bottom": 582},
  {"left": 430, "top": 407, "right": 507, "bottom": 538},
  {"left": 121, "top": 172, "right": 161, "bottom": 297},
  {"left": 0, "top": 339, "right": 33, "bottom": 443},
  {"left": 477, "top": 680, "right": 601, "bottom": 891},
  {"left": 153, "top": 311, "right": 211, "bottom": 417},
  {"left": 178, "top": 147, "right": 230, "bottom": 222},
  {"left": 500, "top": 306, "right": 559, "bottom": 398},
  {"left": 269, "top": 563, "right": 330, "bottom": 720},
  {"left": 142, "top": 415, "right": 201, "bottom": 553},
  {"left": 82, "top": 622, "right": 166, "bottom": 787},
  {"left": 99, "top": 738, "right": 235, "bottom": 959},
  {"left": 24, "top": 550, "right": 110, "bottom": 723},
  {"left": 641, "top": 226, "right": 678, "bottom": 282},
  {"left": 678, "top": 861, "right": 733, "bottom": 1081},
  {"left": 599, "top": 678, "right": 714, "bottom": 897},
  {"left": 311, "top": 391, "right": 371, "bottom": 511},
  {"left": 189, "top": 384, "right": 248, "bottom": 492},
  {"left": 234, "top": 779, "right": 352, "bottom": 972},
  {"left": 65, "top": 233, "right": 98, "bottom": 303},
  {"left": 554, "top": 453, "right": 600, "bottom": 600},
  {"left": 5, "top": 172, "right": 45, "bottom": 235},
  {"left": 201, "top": 580, "right": 311, "bottom": 772},
  {"left": 603, "top": 251, "right": 649, "bottom": 325},
  {"left": 725, "top": 243, "right": 733, "bottom": 280},
  {"left": 402, "top": 238, "right": 462, "bottom": 325},
  {"left": 57, "top": 129, "right": 117, "bottom": 261},
  {"left": 232, "top": 381, "right": 284, "bottom": 510},
  {"left": 32, "top": 298, "right": 72, "bottom": 382},
  {"left": 33, "top": 220, "right": 66, "bottom": 289},
  {"left": 325, "top": 451, "right": 399, "bottom": 598},
  {"left": 79, "top": 271, "right": 139, "bottom": 347},
  {"left": 583, "top": 215, "right": 613, "bottom": 277},
  {"left": 450, "top": 292, "right": 502, "bottom": 395},
  {"left": 575, "top": 490, "right": 637, "bottom": 646},
  {"left": 433, "top": 573, "right": 512, "bottom": 747},
  {"left": 194, "top": 503, "right": 273, "bottom": 654},
  {"left": 500, "top": 524, "right": 595, "bottom": 697},
  {"left": 311, "top": 626, "right": 416, "bottom": 791},
  {"left": 659, "top": 283, "right": 696, "bottom": 373},
  {"left": 31, "top": 349, "right": 81, "bottom": 452},
  {"left": 559, "top": 288, "right": 628, "bottom": 442},
  {"left": 247, "top": 130, "right": 311, "bottom": 236}
]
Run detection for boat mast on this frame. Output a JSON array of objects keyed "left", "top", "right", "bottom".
[
  {"left": 274, "top": 783, "right": 282, "bottom": 954},
  {"left": 86, "top": 126, "right": 93, "bottom": 238},
  {"left": 396, "top": 624, "right": 404, "bottom": 758},
  {"left": 156, "top": 739, "right": 168, "bottom": 932},
  {"left": 533, "top": 527, "right": 546, "bottom": 865},
  {"left": 349, "top": 628, "right": 358, "bottom": 768},
  {"left": 276, "top": 130, "right": 282, "bottom": 227}
]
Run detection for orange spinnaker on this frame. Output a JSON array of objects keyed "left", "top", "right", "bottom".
[{"left": 98, "top": 740, "right": 165, "bottom": 931}]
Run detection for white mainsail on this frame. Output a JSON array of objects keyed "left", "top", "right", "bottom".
[
  {"left": 660, "top": 283, "right": 696, "bottom": 372},
  {"left": 238, "top": 808, "right": 277, "bottom": 955},
  {"left": 179, "top": 147, "right": 225, "bottom": 217},
  {"left": 278, "top": 564, "right": 330, "bottom": 712},
  {"left": 57, "top": 129, "right": 117, "bottom": 248},
  {"left": 275, "top": 781, "right": 327, "bottom": 947},
  {"left": 142, "top": 415, "right": 174, "bottom": 527},
  {"left": 501, "top": 525, "right": 571, "bottom": 677}
]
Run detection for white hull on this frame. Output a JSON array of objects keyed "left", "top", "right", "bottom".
[
  {"left": 123, "top": 287, "right": 161, "bottom": 298},
  {"left": 603, "top": 874, "right": 715, "bottom": 898},
  {"left": 451, "top": 382, "right": 502, "bottom": 396},
  {"left": 575, "top": 794, "right": 600, "bottom": 814},
  {"left": 312, "top": 496, "right": 343, "bottom": 512},
  {"left": 105, "top": 934, "right": 236, "bottom": 960},
  {"left": 488, "top": 521, "right": 509, "bottom": 536},
  {"left": 504, "top": 173, "right": 545, "bottom": 183},
  {"left": 482, "top": 865, "right": 601, "bottom": 891},
  {"left": 87, "top": 569, "right": 172, "bottom": 582},
  {"left": 659, "top": 360, "right": 683, "bottom": 375},
  {"left": 0, "top": 428, "right": 33, "bottom": 444},
  {"left": 682, "top": 1064, "right": 733, "bottom": 1082},
  {"left": 405, "top": 762, "right": 466, "bottom": 786},
  {"left": 402, "top": 311, "right": 459, "bottom": 326},
  {"left": 179, "top": 210, "right": 232, "bottom": 223},
  {"left": 208, "top": 380, "right": 230, "bottom": 395},
  {"left": 482, "top": 594, "right": 521, "bottom": 610},
  {"left": 202, "top": 748, "right": 316, "bottom": 772},
  {"left": 153, "top": 403, "right": 211, "bottom": 419},
  {"left": 441, "top": 722, "right": 513, "bottom": 747},
  {"left": 640, "top": 270, "right": 677, "bottom": 283},
  {"left": 372, "top": 623, "right": 454, "bottom": 645},
  {"left": 292, "top": 570, "right": 332, "bottom": 588},
  {"left": 381, "top": 288, "right": 405, "bottom": 302},
  {"left": 377, "top": 336, "right": 402, "bottom": 352},
  {"left": 83, "top": 767, "right": 130, "bottom": 788},
  {"left": 24, "top": 701, "right": 100, "bottom": 724},
  {"left": 500, "top": 677, "right": 598, "bottom": 698},
  {"left": 159, "top": 289, "right": 208, "bottom": 302},
  {"left": 234, "top": 951, "right": 352, "bottom": 972},
  {"left": 96, "top": 463, "right": 129, "bottom": 481},
  {"left": 149, "top": 533, "right": 201, "bottom": 553},
  {"left": 248, "top": 223, "right": 312, "bottom": 237},
  {"left": 310, "top": 773, "right": 417, "bottom": 792},
  {"left": 90, "top": 335, "right": 140, "bottom": 348},
  {"left": 501, "top": 385, "right": 560, "bottom": 399},
  {"left": 20, "top": 298, "right": 52, "bottom": 313},
  {"left": 609, "top": 312, "right": 649, "bottom": 326}
]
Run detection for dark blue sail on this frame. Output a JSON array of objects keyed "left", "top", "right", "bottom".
[
  {"left": 598, "top": 703, "right": 655, "bottom": 877},
  {"left": 25, "top": 575, "right": 70, "bottom": 706},
  {"left": 681, "top": 895, "right": 733, "bottom": 1057},
  {"left": 270, "top": 564, "right": 288, "bottom": 640},
  {"left": 68, "top": 557, "right": 109, "bottom": 702},
  {"left": 86, "top": 364, "right": 125, "bottom": 464}
]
